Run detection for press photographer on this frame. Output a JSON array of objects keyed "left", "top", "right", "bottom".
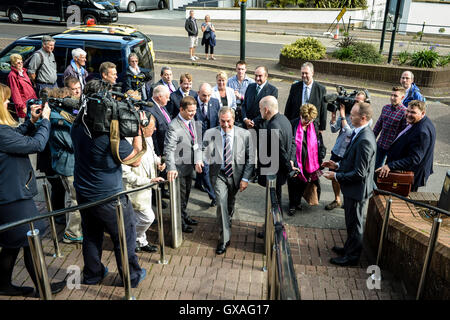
[
  {"left": 0, "top": 83, "right": 66, "bottom": 297},
  {"left": 70, "top": 79, "right": 147, "bottom": 287},
  {"left": 123, "top": 53, "right": 152, "bottom": 101},
  {"left": 324, "top": 88, "right": 368, "bottom": 211}
]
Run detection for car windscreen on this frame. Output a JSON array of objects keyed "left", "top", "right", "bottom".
[
  {"left": 0, "top": 45, "right": 37, "bottom": 73},
  {"left": 131, "top": 41, "right": 153, "bottom": 71}
]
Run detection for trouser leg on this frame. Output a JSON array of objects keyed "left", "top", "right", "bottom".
[
  {"left": 343, "top": 196, "right": 368, "bottom": 260},
  {"left": 61, "top": 176, "right": 82, "bottom": 238}
]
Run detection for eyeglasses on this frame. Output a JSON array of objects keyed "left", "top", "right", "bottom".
[{"left": 16, "top": 61, "right": 23, "bottom": 64}]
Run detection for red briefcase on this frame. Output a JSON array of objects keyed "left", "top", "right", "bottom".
[{"left": 376, "top": 171, "right": 414, "bottom": 197}]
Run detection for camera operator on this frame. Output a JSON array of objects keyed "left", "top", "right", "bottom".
[
  {"left": 325, "top": 91, "right": 367, "bottom": 211},
  {"left": 43, "top": 87, "right": 83, "bottom": 244},
  {"left": 0, "top": 83, "right": 65, "bottom": 297},
  {"left": 70, "top": 79, "right": 146, "bottom": 287},
  {"left": 64, "top": 76, "right": 82, "bottom": 99},
  {"left": 123, "top": 53, "right": 152, "bottom": 101}
]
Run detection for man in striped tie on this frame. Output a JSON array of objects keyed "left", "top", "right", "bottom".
[{"left": 201, "top": 107, "right": 255, "bottom": 254}]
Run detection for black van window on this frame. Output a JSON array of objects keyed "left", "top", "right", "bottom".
[
  {"left": 53, "top": 47, "right": 70, "bottom": 74},
  {"left": 0, "top": 45, "right": 37, "bottom": 73},
  {"left": 84, "top": 47, "right": 123, "bottom": 75},
  {"left": 131, "top": 41, "right": 153, "bottom": 71}
]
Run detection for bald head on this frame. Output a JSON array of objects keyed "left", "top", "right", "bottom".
[
  {"left": 198, "top": 82, "right": 212, "bottom": 103},
  {"left": 259, "top": 95, "right": 278, "bottom": 120}
]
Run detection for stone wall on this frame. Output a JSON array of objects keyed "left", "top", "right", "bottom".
[
  {"left": 365, "top": 195, "right": 450, "bottom": 299},
  {"left": 279, "top": 55, "right": 450, "bottom": 90}
]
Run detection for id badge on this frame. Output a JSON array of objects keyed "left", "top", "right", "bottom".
[{"left": 193, "top": 144, "right": 199, "bottom": 151}]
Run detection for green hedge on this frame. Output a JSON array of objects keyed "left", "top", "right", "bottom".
[{"left": 280, "top": 37, "right": 326, "bottom": 60}]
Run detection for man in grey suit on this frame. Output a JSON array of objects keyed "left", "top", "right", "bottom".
[
  {"left": 322, "top": 102, "right": 376, "bottom": 266},
  {"left": 165, "top": 96, "right": 203, "bottom": 233},
  {"left": 201, "top": 107, "right": 255, "bottom": 254}
]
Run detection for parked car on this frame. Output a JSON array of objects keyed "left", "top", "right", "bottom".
[
  {"left": 116, "top": 0, "right": 166, "bottom": 13},
  {"left": 0, "top": 31, "right": 155, "bottom": 89},
  {"left": 63, "top": 23, "right": 156, "bottom": 62},
  {"left": 0, "top": 0, "right": 118, "bottom": 25}
]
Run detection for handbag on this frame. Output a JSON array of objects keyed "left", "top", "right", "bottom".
[{"left": 376, "top": 170, "right": 414, "bottom": 197}]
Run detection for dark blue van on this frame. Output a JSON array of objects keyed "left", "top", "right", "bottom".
[{"left": 0, "top": 31, "right": 155, "bottom": 87}]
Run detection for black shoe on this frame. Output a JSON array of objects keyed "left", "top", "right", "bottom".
[
  {"left": 0, "top": 285, "right": 34, "bottom": 296},
  {"left": 34, "top": 280, "right": 66, "bottom": 298},
  {"left": 215, "top": 241, "right": 230, "bottom": 255},
  {"left": 257, "top": 231, "right": 264, "bottom": 239},
  {"left": 182, "top": 225, "right": 193, "bottom": 233},
  {"left": 194, "top": 184, "right": 206, "bottom": 192},
  {"left": 135, "top": 244, "right": 158, "bottom": 253},
  {"left": 288, "top": 207, "right": 296, "bottom": 216},
  {"left": 185, "top": 216, "right": 198, "bottom": 225},
  {"left": 210, "top": 199, "right": 217, "bottom": 207},
  {"left": 329, "top": 256, "right": 359, "bottom": 267},
  {"left": 332, "top": 246, "right": 346, "bottom": 256}
]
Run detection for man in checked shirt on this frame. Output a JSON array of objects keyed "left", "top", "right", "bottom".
[{"left": 373, "top": 86, "right": 407, "bottom": 169}]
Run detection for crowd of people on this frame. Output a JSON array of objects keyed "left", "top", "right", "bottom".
[{"left": 0, "top": 32, "right": 437, "bottom": 297}]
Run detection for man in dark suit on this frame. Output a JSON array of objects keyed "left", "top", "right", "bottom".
[
  {"left": 257, "top": 96, "right": 295, "bottom": 206},
  {"left": 284, "top": 62, "right": 327, "bottom": 132},
  {"left": 194, "top": 82, "right": 220, "bottom": 206},
  {"left": 376, "top": 100, "right": 436, "bottom": 191},
  {"left": 165, "top": 96, "right": 203, "bottom": 233},
  {"left": 147, "top": 85, "right": 171, "bottom": 157},
  {"left": 322, "top": 102, "right": 377, "bottom": 266},
  {"left": 241, "top": 66, "right": 278, "bottom": 129},
  {"left": 166, "top": 73, "right": 198, "bottom": 118},
  {"left": 149, "top": 66, "right": 179, "bottom": 97},
  {"left": 201, "top": 107, "right": 255, "bottom": 254}
]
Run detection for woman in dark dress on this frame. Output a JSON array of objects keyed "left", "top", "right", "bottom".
[
  {"left": 287, "top": 103, "right": 324, "bottom": 216},
  {"left": 0, "top": 83, "right": 64, "bottom": 297}
]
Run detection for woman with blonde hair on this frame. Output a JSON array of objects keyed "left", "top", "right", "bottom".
[
  {"left": 0, "top": 83, "right": 65, "bottom": 296},
  {"left": 211, "top": 71, "right": 237, "bottom": 109},
  {"left": 201, "top": 15, "right": 216, "bottom": 60},
  {"left": 7, "top": 53, "right": 37, "bottom": 122},
  {"left": 287, "top": 103, "right": 324, "bottom": 216}
]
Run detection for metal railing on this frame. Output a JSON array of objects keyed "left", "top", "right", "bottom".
[
  {"left": 263, "top": 176, "right": 300, "bottom": 300},
  {"left": 0, "top": 175, "right": 183, "bottom": 300},
  {"left": 373, "top": 177, "right": 450, "bottom": 300}
]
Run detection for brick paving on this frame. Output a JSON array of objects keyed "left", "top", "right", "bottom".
[{"left": 0, "top": 202, "right": 412, "bottom": 301}]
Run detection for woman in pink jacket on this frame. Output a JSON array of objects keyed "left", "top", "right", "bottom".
[{"left": 7, "top": 54, "right": 37, "bottom": 122}]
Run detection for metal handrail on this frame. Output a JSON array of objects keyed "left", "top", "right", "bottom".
[
  {"left": 373, "top": 187, "right": 449, "bottom": 300},
  {"left": 0, "top": 177, "right": 179, "bottom": 300},
  {"left": 264, "top": 176, "right": 301, "bottom": 300}
]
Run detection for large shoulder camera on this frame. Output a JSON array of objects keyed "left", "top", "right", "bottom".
[
  {"left": 84, "top": 81, "right": 153, "bottom": 137},
  {"left": 325, "top": 86, "right": 370, "bottom": 114},
  {"left": 28, "top": 90, "right": 80, "bottom": 118}
]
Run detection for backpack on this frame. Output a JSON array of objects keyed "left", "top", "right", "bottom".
[{"left": 23, "top": 50, "right": 44, "bottom": 75}]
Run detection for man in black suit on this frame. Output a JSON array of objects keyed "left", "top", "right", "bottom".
[
  {"left": 284, "top": 62, "right": 327, "bottom": 132},
  {"left": 194, "top": 83, "right": 220, "bottom": 206},
  {"left": 322, "top": 102, "right": 377, "bottom": 266},
  {"left": 241, "top": 66, "right": 278, "bottom": 129},
  {"left": 257, "top": 95, "right": 295, "bottom": 206},
  {"left": 376, "top": 100, "right": 436, "bottom": 191},
  {"left": 147, "top": 85, "right": 172, "bottom": 157},
  {"left": 149, "top": 66, "right": 179, "bottom": 97},
  {"left": 166, "top": 73, "right": 198, "bottom": 118}
]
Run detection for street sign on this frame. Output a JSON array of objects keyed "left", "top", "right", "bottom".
[{"left": 336, "top": 7, "right": 347, "bottom": 22}]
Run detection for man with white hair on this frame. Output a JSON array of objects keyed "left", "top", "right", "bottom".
[
  {"left": 64, "top": 48, "right": 88, "bottom": 90},
  {"left": 148, "top": 85, "right": 172, "bottom": 157},
  {"left": 400, "top": 70, "right": 424, "bottom": 107}
]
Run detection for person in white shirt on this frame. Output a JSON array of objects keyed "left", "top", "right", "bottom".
[{"left": 211, "top": 71, "right": 237, "bottom": 110}]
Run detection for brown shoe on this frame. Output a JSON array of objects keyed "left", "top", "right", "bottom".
[{"left": 325, "top": 200, "right": 341, "bottom": 211}]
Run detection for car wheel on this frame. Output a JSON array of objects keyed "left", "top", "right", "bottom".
[
  {"left": 83, "top": 14, "right": 97, "bottom": 25},
  {"left": 127, "top": 2, "right": 137, "bottom": 13},
  {"left": 158, "top": 0, "right": 166, "bottom": 9},
  {"left": 8, "top": 8, "right": 23, "bottom": 23}
]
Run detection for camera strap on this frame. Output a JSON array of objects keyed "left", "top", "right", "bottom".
[{"left": 110, "top": 119, "right": 147, "bottom": 165}]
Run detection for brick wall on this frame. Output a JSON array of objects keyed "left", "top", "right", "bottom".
[
  {"left": 279, "top": 55, "right": 450, "bottom": 89},
  {"left": 364, "top": 195, "right": 450, "bottom": 300}
]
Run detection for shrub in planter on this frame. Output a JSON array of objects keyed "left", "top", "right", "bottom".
[
  {"left": 332, "top": 46, "right": 355, "bottom": 61},
  {"left": 332, "top": 42, "right": 383, "bottom": 64},
  {"left": 398, "top": 50, "right": 411, "bottom": 65},
  {"left": 410, "top": 49, "right": 439, "bottom": 68},
  {"left": 280, "top": 37, "right": 326, "bottom": 60}
]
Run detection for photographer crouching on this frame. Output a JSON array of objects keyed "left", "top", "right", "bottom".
[{"left": 71, "top": 79, "right": 147, "bottom": 287}]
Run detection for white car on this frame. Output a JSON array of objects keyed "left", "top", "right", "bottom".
[{"left": 112, "top": 0, "right": 166, "bottom": 13}]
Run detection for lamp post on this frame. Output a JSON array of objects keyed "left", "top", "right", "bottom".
[{"left": 240, "top": 0, "right": 246, "bottom": 61}]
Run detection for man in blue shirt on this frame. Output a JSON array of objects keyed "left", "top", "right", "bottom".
[
  {"left": 227, "top": 61, "right": 255, "bottom": 126},
  {"left": 71, "top": 79, "right": 146, "bottom": 288}
]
